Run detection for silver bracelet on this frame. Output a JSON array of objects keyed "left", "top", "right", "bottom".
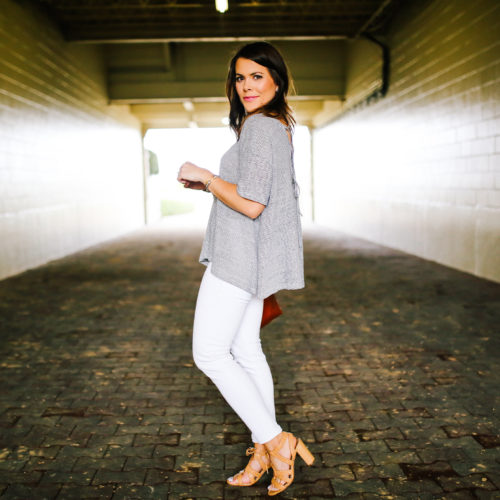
[{"left": 204, "top": 174, "right": 219, "bottom": 192}]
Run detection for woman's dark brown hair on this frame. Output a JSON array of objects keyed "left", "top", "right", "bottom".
[{"left": 226, "top": 42, "right": 295, "bottom": 136}]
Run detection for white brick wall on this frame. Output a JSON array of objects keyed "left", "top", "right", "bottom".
[
  {"left": 0, "top": 0, "right": 145, "bottom": 280},
  {"left": 313, "top": 0, "right": 500, "bottom": 282}
]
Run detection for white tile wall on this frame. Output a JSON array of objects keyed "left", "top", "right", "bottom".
[
  {"left": 0, "top": 0, "right": 145, "bottom": 280},
  {"left": 313, "top": 0, "right": 500, "bottom": 282}
]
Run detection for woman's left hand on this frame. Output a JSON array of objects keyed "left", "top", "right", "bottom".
[
  {"left": 178, "top": 162, "right": 211, "bottom": 185},
  {"left": 182, "top": 181, "right": 206, "bottom": 190}
]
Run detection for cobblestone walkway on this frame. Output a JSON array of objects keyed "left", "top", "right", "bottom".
[{"left": 0, "top": 218, "right": 499, "bottom": 499}]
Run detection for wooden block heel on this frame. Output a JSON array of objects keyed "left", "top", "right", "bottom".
[{"left": 296, "top": 438, "right": 315, "bottom": 466}]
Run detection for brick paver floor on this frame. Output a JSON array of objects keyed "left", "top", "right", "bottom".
[{"left": 0, "top": 217, "right": 499, "bottom": 499}]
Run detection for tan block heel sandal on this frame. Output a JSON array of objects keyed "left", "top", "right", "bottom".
[
  {"left": 227, "top": 443, "right": 270, "bottom": 486},
  {"left": 267, "top": 432, "right": 315, "bottom": 496}
]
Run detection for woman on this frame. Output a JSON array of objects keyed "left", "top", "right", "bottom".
[{"left": 177, "top": 41, "right": 314, "bottom": 496}]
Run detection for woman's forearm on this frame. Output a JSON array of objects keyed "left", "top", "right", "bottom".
[
  {"left": 178, "top": 162, "right": 265, "bottom": 219},
  {"left": 207, "top": 176, "right": 265, "bottom": 220}
]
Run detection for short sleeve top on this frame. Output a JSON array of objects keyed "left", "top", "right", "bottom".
[{"left": 199, "top": 113, "right": 304, "bottom": 299}]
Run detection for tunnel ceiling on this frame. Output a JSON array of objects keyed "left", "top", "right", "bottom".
[
  {"left": 39, "top": 0, "right": 398, "bottom": 42},
  {"left": 36, "top": 0, "right": 401, "bottom": 129}
]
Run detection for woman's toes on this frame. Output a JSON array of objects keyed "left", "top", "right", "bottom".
[{"left": 268, "top": 479, "right": 283, "bottom": 491}]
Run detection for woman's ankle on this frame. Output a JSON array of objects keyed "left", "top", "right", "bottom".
[{"left": 264, "top": 431, "right": 284, "bottom": 451}]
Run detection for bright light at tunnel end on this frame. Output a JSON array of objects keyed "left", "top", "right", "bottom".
[{"left": 215, "top": 0, "right": 228, "bottom": 14}]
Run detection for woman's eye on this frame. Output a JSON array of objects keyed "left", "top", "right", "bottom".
[
  {"left": 235, "top": 76, "right": 243, "bottom": 82},
  {"left": 253, "top": 75, "right": 262, "bottom": 80}
]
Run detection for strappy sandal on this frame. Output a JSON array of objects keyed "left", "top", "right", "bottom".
[
  {"left": 267, "top": 432, "right": 315, "bottom": 496},
  {"left": 227, "top": 443, "right": 270, "bottom": 486}
]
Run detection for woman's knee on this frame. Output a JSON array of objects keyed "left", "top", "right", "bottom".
[
  {"left": 193, "top": 348, "right": 210, "bottom": 372},
  {"left": 193, "top": 347, "right": 232, "bottom": 375},
  {"left": 231, "top": 343, "right": 267, "bottom": 367}
]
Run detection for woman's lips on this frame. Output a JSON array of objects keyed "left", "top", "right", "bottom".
[{"left": 244, "top": 96, "right": 258, "bottom": 101}]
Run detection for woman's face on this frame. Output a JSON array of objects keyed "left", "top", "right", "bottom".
[{"left": 235, "top": 57, "right": 277, "bottom": 113}]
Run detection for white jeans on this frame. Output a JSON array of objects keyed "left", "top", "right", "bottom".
[{"left": 193, "top": 264, "right": 282, "bottom": 444}]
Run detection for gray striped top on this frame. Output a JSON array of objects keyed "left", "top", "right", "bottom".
[{"left": 199, "top": 113, "right": 304, "bottom": 299}]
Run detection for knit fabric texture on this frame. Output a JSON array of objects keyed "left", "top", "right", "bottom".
[{"left": 199, "top": 113, "right": 304, "bottom": 299}]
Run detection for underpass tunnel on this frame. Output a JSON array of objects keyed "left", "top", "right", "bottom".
[{"left": 1, "top": 0, "right": 499, "bottom": 283}]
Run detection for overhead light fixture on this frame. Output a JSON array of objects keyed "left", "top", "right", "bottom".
[{"left": 215, "top": 0, "right": 228, "bottom": 14}]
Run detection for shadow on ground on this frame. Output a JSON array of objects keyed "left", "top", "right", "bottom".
[{"left": 0, "top": 219, "right": 499, "bottom": 499}]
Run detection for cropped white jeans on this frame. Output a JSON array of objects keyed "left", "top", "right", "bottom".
[{"left": 193, "top": 263, "right": 282, "bottom": 444}]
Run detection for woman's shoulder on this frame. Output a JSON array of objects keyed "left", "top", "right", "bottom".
[{"left": 243, "top": 113, "right": 287, "bottom": 132}]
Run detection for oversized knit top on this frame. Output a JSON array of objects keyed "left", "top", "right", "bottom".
[{"left": 199, "top": 113, "right": 304, "bottom": 299}]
